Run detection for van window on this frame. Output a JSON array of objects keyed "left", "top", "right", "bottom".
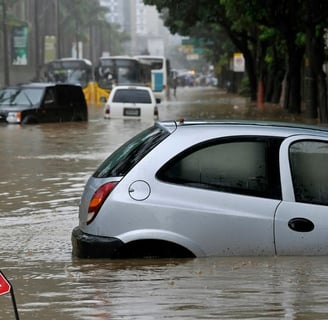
[{"left": 113, "top": 89, "right": 152, "bottom": 104}]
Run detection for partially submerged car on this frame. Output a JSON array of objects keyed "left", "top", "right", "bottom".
[
  {"left": 72, "top": 120, "right": 328, "bottom": 259},
  {"left": 0, "top": 82, "right": 88, "bottom": 124},
  {"left": 104, "top": 85, "right": 159, "bottom": 120}
]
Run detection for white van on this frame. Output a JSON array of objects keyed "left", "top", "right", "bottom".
[{"left": 103, "top": 85, "right": 159, "bottom": 120}]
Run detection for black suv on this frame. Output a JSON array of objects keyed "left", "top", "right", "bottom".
[{"left": 0, "top": 82, "right": 88, "bottom": 124}]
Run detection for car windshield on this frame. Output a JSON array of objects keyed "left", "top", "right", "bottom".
[
  {"left": 0, "top": 87, "right": 44, "bottom": 106},
  {"left": 113, "top": 89, "right": 152, "bottom": 103},
  {"left": 93, "top": 124, "right": 170, "bottom": 178}
]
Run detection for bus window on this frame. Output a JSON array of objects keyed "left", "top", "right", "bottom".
[
  {"left": 44, "top": 58, "right": 94, "bottom": 105},
  {"left": 94, "top": 56, "right": 152, "bottom": 105}
]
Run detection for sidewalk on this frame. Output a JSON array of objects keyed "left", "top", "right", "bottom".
[
  {"left": 164, "top": 86, "right": 318, "bottom": 124},
  {"left": 171, "top": 86, "right": 250, "bottom": 107}
]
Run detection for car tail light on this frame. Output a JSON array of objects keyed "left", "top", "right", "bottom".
[
  {"left": 87, "top": 182, "right": 117, "bottom": 224},
  {"left": 105, "top": 105, "right": 110, "bottom": 115}
]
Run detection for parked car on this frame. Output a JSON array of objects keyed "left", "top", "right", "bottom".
[
  {"left": 0, "top": 82, "right": 88, "bottom": 124},
  {"left": 72, "top": 120, "right": 328, "bottom": 259},
  {"left": 104, "top": 85, "right": 159, "bottom": 120}
]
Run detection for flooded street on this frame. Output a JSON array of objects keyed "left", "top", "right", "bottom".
[{"left": 1, "top": 87, "right": 328, "bottom": 319}]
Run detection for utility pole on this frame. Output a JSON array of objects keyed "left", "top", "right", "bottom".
[
  {"left": 55, "top": 0, "right": 61, "bottom": 58},
  {"left": 1, "top": 0, "right": 10, "bottom": 86},
  {"left": 34, "top": 0, "right": 40, "bottom": 80}
]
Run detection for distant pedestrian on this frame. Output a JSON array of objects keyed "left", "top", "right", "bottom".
[{"left": 172, "top": 76, "right": 178, "bottom": 98}]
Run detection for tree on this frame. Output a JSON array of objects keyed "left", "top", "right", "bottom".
[
  {"left": 145, "top": 0, "right": 328, "bottom": 123},
  {"left": 58, "top": 0, "right": 129, "bottom": 59},
  {"left": 250, "top": 0, "right": 328, "bottom": 119},
  {"left": 302, "top": 1, "right": 328, "bottom": 122},
  {"left": 144, "top": 0, "right": 263, "bottom": 101},
  {"left": 58, "top": 0, "right": 106, "bottom": 57}
]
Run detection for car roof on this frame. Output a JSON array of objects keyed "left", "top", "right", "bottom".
[
  {"left": 112, "top": 85, "right": 151, "bottom": 91},
  {"left": 100, "top": 56, "right": 137, "bottom": 61},
  {"left": 134, "top": 55, "right": 165, "bottom": 59},
  {"left": 157, "top": 119, "right": 328, "bottom": 136},
  {"left": 2, "top": 82, "right": 82, "bottom": 90},
  {"left": 52, "top": 57, "right": 92, "bottom": 66}
]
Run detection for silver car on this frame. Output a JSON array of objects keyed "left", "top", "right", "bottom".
[{"left": 72, "top": 120, "right": 328, "bottom": 258}]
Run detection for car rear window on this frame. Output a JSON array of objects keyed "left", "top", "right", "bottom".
[
  {"left": 113, "top": 89, "right": 152, "bottom": 104},
  {"left": 93, "top": 124, "right": 170, "bottom": 178}
]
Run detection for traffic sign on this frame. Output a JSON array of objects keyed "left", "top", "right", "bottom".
[
  {"left": 233, "top": 52, "right": 245, "bottom": 72},
  {"left": 0, "top": 271, "right": 11, "bottom": 296}
]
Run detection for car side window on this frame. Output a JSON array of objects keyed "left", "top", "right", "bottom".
[
  {"left": 289, "top": 140, "right": 328, "bottom": 205},
  {"left": 157, "top": 137, "right": 282, "bottom": 199},
  {"left": 44, "top": 88, "right": 55, "bottom": 105}
]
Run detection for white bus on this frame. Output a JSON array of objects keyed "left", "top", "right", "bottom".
[
  {"left": 134, "top": 55, "right": 170, "bottom": 101},
  {"left": 94, "top": 56, "right": 152, "bottom": 105}
]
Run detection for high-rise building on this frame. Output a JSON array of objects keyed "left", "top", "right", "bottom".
[
  {"left": 100, "top": 0, "right": 124, "bottom": 26},
  {"left": 99, "top": 0, "right": 175, "bottom": 56}
]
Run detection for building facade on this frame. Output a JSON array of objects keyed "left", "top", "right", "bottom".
[
  {"left": 0, "top": 0, "right": 177, "bottom": 86},
  {"left": 99, "top": 0, "right": 172, "bottom": 56}
]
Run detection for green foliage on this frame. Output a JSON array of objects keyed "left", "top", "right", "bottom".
[
  {"left": 102, "top": 23, "right": 130, "bottom": 56},
  {"left": 59, "top": 0, "right": 109, "bottom": 42},
  {"left": 239, "top": 76, "right": 250, "bottom": 96},
  {"left": 145, "top": 0, "right": 328, "bottom": 121},
  {"left": 57, "top": 0, "right": 128, "bottom": 55}
]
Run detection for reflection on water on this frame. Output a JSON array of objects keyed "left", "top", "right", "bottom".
[
  {"left": 163, "top": 87, "right": 321, "bottom": 125},
  {"left": 0, "top": 87, "right": 327, "bottom": 319},
  {"left": 2, "top": 257, "right": 328, "bottom": 319}
]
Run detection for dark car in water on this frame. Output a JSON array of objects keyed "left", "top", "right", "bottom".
[{"left": 0, "top": 82, "right": 88, "bottom": 124}]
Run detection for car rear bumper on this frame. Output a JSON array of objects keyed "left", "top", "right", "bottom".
[{"left": 71, "top": 227, "right": 124, "bottom": 258}]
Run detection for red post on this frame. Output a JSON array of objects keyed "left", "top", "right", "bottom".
[
  {"left": 257, "top": 79, "right": 264, "bottom": 110},
  {"left": 0, "top": 271, "right": 20, "bottom": 320}
]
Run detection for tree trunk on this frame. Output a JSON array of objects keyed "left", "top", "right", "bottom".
[
  {"left": 304, "top": 68, "right": 318, "bottom": 119},
  {"left": 317, "top": 72, "right": 328, "bottom": 123},
  {"left": 243, "top": 49, "right": 257, "bottom": 102},
  {"left": 284, "top": 45, "right": 303, "bottom": 113},
  {"left": 306, "top": 26, "right": 328, "bottom": 123}
]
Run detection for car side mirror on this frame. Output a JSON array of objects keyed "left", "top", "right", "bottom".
[
  {"left": 100, "top": 96, "right": 107, "bottom": 103},
  {"left": 156, "top": 98, "right": 161, "bottom": 104}
]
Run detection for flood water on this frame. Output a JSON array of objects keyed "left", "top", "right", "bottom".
[{"left": 1, "top": 87, "right": 328, "bottom": 319}]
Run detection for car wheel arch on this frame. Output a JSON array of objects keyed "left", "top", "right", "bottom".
[
  {"left": 113, "top": 239, "right": 195, "bottom": 259},
  {"left": 117, "top": 229, "right": 204, "bottom": 258}
]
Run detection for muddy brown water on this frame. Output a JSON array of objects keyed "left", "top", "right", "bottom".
[{"left": 0, "top": 87, "right": 327, "bottom": 319}]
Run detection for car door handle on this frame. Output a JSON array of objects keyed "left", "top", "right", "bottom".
[{"left": 288, "top": 217, "right": 314, "bottom": 232}]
